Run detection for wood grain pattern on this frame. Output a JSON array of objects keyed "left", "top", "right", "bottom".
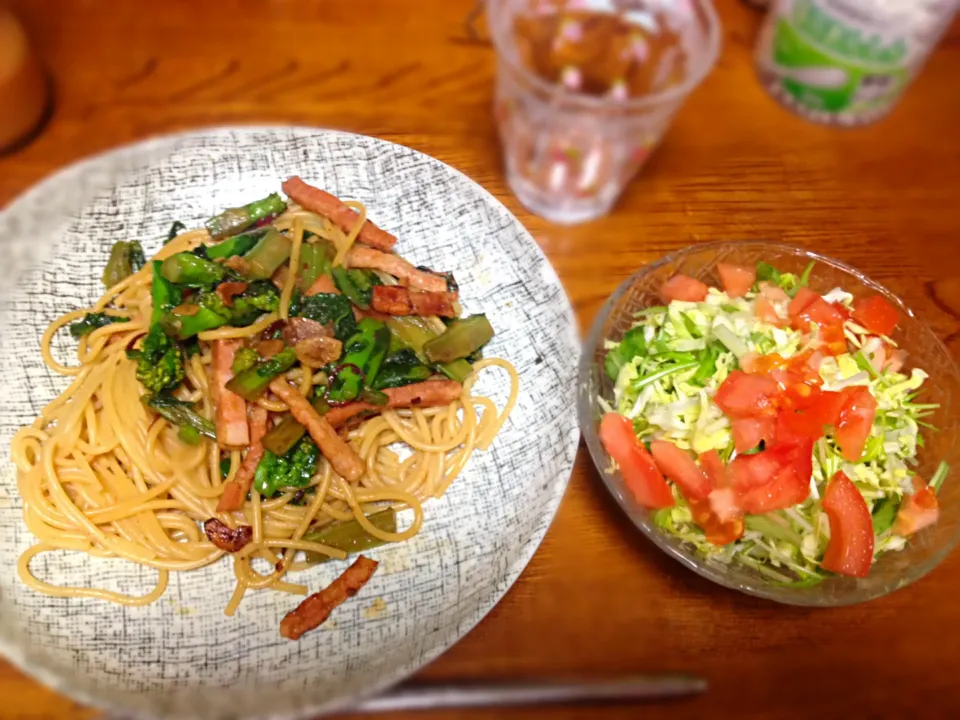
[{"left": 2, "top": 1, "right": 960, "bottom": 718}]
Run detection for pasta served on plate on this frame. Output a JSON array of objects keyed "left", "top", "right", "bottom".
[{"left": 10, "top": 176, "right": 518, "bottom": 636}]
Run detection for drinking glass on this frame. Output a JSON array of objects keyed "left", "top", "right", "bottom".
[{"left": 488, "top": 0, "right": 722, "bottom": 224}]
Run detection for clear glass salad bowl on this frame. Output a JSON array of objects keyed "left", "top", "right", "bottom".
[{"left": 578, "top": 241, "right": 960, "bottom": 606}]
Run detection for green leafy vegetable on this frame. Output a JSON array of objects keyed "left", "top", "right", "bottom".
[
  {"left": 301, "top": 508, "right": 398, "bottom": 564},
  {"left": 205, "top": 228, "right": 265, "bottom": 260},
  {"left": 150, "top": 260, "right": 183, "bottom": 325},
  {"left": 68, "top": 312, "right": 128, "bottom": 338},
  {"left": 226, "top": 346, "right": 297, "bottom": 401},
  {"left": 373, "top": 349, "right": 432, "bottom": 389},
  {"left": 262, "top": 414, "right": 308, "bottom": 456},
  {"left": 142, "top": 394, "right": 215, "bottom": 439},
  {"left": 165, "top": 221, "right": 187, "bottom": 244},
  {"left": 295, "top": 292, "right": 357, "bottom": 341},
  {"left": 423, "top": 314, "right": 494, "bottom": 363},
  {"left": 331, "top": 266, "right": 382, "bottom": 309},
  {"left": 328, "top": 318, "right": 390, "bottom": 403},
  {"left": 232, "top": 347, "right": 260, "bottom": 374},
  {"left": 386, "top": 316, "right": 473, "bottom": 382},
  {"left": 160, "top": 252, "right": 227, "bottom": 288},
  {"left": 135, "top": 324, "right": 185, "bottom": 394},
  {"left": 254, "top": 436, "right": 319, "bottom": 498},
  {"left": 205, "top": 193, "right": 287, "bottom": 240},
  {"left": 102, "top": 241, "right": 146, "bottom": 288}
]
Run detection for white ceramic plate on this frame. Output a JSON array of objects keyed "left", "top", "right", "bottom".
[{"left": 0, "top": 127, "right": 579, "bottom": 719}]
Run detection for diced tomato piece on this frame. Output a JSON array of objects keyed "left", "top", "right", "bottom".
[
  {"left": 894, "top": 484, "right": 939, "bottom": 536},
  {"left": 599, "top": 414, "right": 675, "bottom": 509},
  {"left": 714, "top": 370, "right": 781, "bottom": 419},
  {"left": 756, "top": 296, "right": 787, "bottom": 327},
  {"left": 759, "top": 281, "right": 790, "bottom": 304},
  {"left": 739, "top": 464, "right": 810, "bottom": 514},
  {"left": 731, "top": 416, "right": 776, "bottom": 453},
  {"left": 777, "top": 388, "right": 845, "bottom": 440},
  {"left": 717, "top": 263, "right": 756, "bottom": 298},
  {"left": 787, "top": 287, "right": 819, "bottom": 319},
  {"left": 818, "top": 322, "right": 849, "bottom": 356},
  {"left": 852, "top": 295, "right": 900, "bottom": 337},
  {"left": 727, "top": 450, "right": 784, "bottom": 491},
  {"left": 835, "top": 387, "right": 878, "bottom": 462},
  {"left": 807, "top": 389, "right": 845, "bottom": 426},
  {"left": 793, "top": 297, "right": 847, "bottom": 332},
  {"left": 650, "top": 440, "right": 711, "bottom": 501},
  {"left": 821, "top": 471, "right": 874, "bottom": 578},
  {"left": 698, "top": 450, "right": 727, "bottom": 489},
  {"left": 660, "top": 274, "right": 709, "bottom": 303},
  {"left": 690, "top": 490, "right": 744, "bottom": 546}
]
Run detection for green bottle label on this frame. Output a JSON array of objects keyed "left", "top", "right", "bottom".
[{"left": 767, "top": 0, "right": 911, "bottom": 114}]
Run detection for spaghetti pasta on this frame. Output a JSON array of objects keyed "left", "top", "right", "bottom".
[{"left": 10, "top": 181, "right": 518, "bottom": 628}]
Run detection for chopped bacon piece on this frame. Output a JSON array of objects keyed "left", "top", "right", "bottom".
[
  {"left": 212, "top": 340, "right": 250, "bottom": 448},
  {"left": 280, "top": 555, "right": 379, "bottom": 640},
  {"left": 216, "top": 406, "right": 269, "bottom": 512},
  {"left": 268, "top": 378, "right": 365, "bottom": 482},
  {"left": 281, "top": 176, "right": 397, "bottom": 252},
  {"left": 370, "top": 285, "right": 458, "bottom": 318},
  {"left": 203, "top": 518, "right": 253, "bottom": 552},
  {"left": 215, "top": 281, "right": 249, "bottom": 307},
  {"left": 223, "top": 255, "right": 253, "bottom": 276},
  {"left": 282, "top": 317, "right": 332, "bottom": 345},
  {"left": 346, "top": 245, "right": 449, "bottom": 293},
  {"left": 324, "top": 380, "right": 463, "bottom": 427}
]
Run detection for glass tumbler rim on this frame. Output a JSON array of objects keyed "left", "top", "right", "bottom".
[{"left": 487, "top": 0, "right": 724, "bottom": 112}]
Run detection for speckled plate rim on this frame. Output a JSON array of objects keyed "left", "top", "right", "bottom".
[{"left": 0, "top": 126, "right": 580, "bottom": 719}]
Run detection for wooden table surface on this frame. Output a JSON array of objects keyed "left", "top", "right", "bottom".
[{"left": 3, "top": 1, "right": 960, "bottom": 718}]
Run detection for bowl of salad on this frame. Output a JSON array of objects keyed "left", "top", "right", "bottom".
[{"left": 579, "top": 241, "right": 960, "bottom": 605}]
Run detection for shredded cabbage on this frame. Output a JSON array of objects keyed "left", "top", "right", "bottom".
[{"left": 603, "top": 273, "right": 942, "bottom": 583}]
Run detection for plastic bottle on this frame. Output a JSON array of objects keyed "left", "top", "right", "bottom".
[{"left": 755, "top": 0, "right": 960, "bottom": 126}]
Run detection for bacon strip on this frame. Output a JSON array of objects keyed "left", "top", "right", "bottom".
[
  {"left": 203, "top": 518, "right": 253, "bottom": 552},
  {"left": 216, "top": 406, "right": 269, "bottom": 512},
  {"left": 212, "top": 340, "right": 250, "bottom": 448},
  {"left": 281, "top": 177, "right": 397, "bottom": 252},
  {"left": 268, "top": 377, "right": 365, "bottom": 482},
  {"left": 324, "top": 380, "right": 463, "bottom": 428},
  {"left": 346, "top": 245, "right": 448, "bottom": 293},
  {"left": 370, "top": 285, "right": 458, "bottom": 318},
  {"left": 280, "top": 555, "right": 379, "bottom": 640}
]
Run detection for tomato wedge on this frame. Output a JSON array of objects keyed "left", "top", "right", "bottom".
[
  {"left": 738, "top": 464, "right": 810, "bottom": 514},
  {"left": 818, "top": 322, "right": 849, "bottom": 356},
  {"left": 660, "top": 274, "right": 709, "bottom": 303},
  {"left": 599, "top": 414, "right": 674, "bottom": 508},
  {"left": 717, "top": 263, "right": 756, "bottom": 298},
  {"left": 852, "top": 295, "right": 899, "bottom": 337},
  {"left": 650, "top": 440, "right": 711, "bottom": 501},
  {"left": 835, "top": 386, "right": 878, "bottom": 462},
  {"left": 787, "top": 287, "right": 819, "bottom": 319},
  {"left": 731, "top": 416, "right": 776, "bottom": 453},
  {"left": 777, "top": 388, "right": 845, "bottom": 440},
  {"left": 894, "top": 483, "right": 939, "bottom": 536},
  {"left": 698, "top": 450, "right": 727, "bottom": 489},
  {"left": 727, "top": 449, "right": 785, "bottom": 491},
  {"left": 714, "top": 371, "right": 781, "bottom": 419},
  {"left": 821, "top": 471, "right": 874, "bottom": 578}
]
